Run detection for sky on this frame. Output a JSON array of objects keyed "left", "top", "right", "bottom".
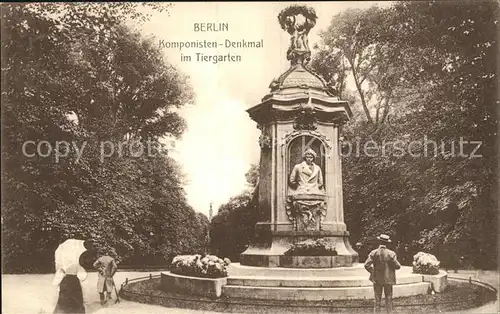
[{"left": 133, "top": 2, "right": 389, "bottom": 216}]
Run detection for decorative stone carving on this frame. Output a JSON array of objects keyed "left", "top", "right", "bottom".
[
  {"left": 327, "top": 84, "right": 338, "bottom": 97},
  {"left": 285, "top": 195, "right": 327, "bottom": 231},
  {"left": 269, "top": 78, "right": 281, "bottom": 91},
  {"left": 259, "top": 134, "right": 272, "bottom": 150},
  {"left": 278, "top": 5, "right": 318, "bottom": 65},
  {"left": 294, "top": 112, "right": 317, "bottom": 130},
  {"left": 331, "top": 113, "right": 349, "bottom": 127},
  {"left": 294, "top": 91, "right": 317, "bottom": 130},
  {"left": 280, "top": 130, "right": 332, "bottom": 161},
  {"left": 282, "top": 130, "right": 331, "bottom": 150}
]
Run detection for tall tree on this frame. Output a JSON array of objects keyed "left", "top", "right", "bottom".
[
  {"left": 312, "top": 1, "right": 498, "bottom": 268},
  {"left": 313, "top": 6, "right": 400, "bottom": 128},
  {"left": 210, "top": 165, "right": 259, "bottom": 261},
  {"left": 2, "top": 3, "right": 207, "bottom": 272}
]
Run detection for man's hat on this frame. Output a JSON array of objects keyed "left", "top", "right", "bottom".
[{"left": 377, "top": 234, "right": 392, "bottom": 243}]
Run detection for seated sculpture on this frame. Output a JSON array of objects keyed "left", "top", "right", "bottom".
[{"left": 288, "top": 148, "right": 325, "bottom": 197}]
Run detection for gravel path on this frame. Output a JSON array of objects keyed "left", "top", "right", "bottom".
[
  {"left": 2, "top": 270, "right": 497, "bottom": 314},
  {"left": 2, "top": 271, "right": 214, "bottom": 314}
]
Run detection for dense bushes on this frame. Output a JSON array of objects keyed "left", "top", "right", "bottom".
[
  {"left": 209, "top": 184, "right": 259, "bottom": 262},
  {"left": 170, "top": 255, "right": 230, "bottom": 278},
  {"left": 2, "top": 4, "right": 208, "bottom": 273},
  {"left": 313, "top": 1, "right": 498, "bottom": 269}
]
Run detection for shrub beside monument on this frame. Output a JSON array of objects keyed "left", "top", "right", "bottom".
[
  {"left": 412, "top": 252, "right": 440, "bottom": 275},
  {"left": 170, "top": 254, "right": 230, "bottom": 278}
]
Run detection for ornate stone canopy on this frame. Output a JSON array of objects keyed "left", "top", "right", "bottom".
[
  {"left": 248, "top": 4, "right": 351, "bottom": 129},
  {"left": 269, "top": 63, "right": 328, "bottom": 93},
  {"left": 247, "top": 92, "right": 351, "bottom": 127}
]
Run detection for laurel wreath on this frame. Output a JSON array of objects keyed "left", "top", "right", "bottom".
[{"left": 278, "top": 5, "right": 318, "bottom": 32}]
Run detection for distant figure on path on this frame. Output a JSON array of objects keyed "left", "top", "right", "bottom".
[
  {"left": 93, "top": 249, "right": 118, "bottom": 306},
  {"left": 364, "top": 234, "right": 401, "bottom": 313},
  {"left": 53, "top": 263, "right": 87, "bottom": 313}
]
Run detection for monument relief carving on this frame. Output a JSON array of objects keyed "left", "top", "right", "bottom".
[{"left": 286, "top": 148, "right": 326, "bottom": 231}]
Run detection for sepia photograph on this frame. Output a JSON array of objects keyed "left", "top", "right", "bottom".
[{"left": 1, "top": 1, "right": 499, "bottom": 313}]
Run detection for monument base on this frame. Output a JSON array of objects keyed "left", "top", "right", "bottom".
[
  {"left": 240, "top": 223, "right": 358, "bottom": 268},
  {"left": 223, "top": 263, "right": 442, "bottom": 301}
]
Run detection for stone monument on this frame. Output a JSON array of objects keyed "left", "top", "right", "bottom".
[
  {"left": 240, "top": 5, "right": 358, "bottom": 268},
  {"left": 160, "top": 6, "right": 446, "bottom": 303}
]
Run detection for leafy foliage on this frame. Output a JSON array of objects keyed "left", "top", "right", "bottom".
[
  {"left": 209, "top": 166, "right": 259, "bottom": 261},
  {"left": 312, "top": 1, "right": 498, "bottom": 269},
  {"left": 313, "top": 6, "right": 397, "bottom": 127},
  {"left": 2, "top": 3, "right": 208, "bottom": 273}
]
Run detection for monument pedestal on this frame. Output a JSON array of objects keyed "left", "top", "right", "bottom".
[
  {"left": 222, "top": 263, "right": 443, "bottom": 300},
  {"left": 240, "top": 223, "right": 358, "bottom": 268},
  {"left": 240, "top": 67, "right": 358, "bottom": 268}
]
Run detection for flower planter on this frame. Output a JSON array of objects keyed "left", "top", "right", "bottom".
[
  {"left": 160, "top": 272, "right": 227, "bottom": 298},
  {"left": 421, "top": 270, "right": 448, "bottom": 293}
]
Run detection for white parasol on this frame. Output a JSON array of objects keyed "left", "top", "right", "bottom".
[{"left": 52, "top": 239, "right": 87, "bottom": 285}]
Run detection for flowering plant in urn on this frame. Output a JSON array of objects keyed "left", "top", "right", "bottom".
[
  {"left": 170, "top": 254, "right": 230, "bottom": 278},
  {"left": 284, "top": 238, "right": 338, "bottom": 256},
  {"left": 412, "top": 252, "right": 440, "bottom": 275}
]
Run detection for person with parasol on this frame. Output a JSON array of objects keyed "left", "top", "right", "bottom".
[{"left": 52, "top": 239, "right": 88, "bottom": 314}]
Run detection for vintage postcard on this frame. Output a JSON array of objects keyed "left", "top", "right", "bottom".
[{"left": 2, "top": 1, "right": 498, "bottom": 313}]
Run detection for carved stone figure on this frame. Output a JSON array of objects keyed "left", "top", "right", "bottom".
[
  {"left": 278, "top": 5, "right": 318, "bottom": 65},
  {"left": 286, "top": 148, "right": 326, "bottom": 230},
  {"left": 288, "top": 148, "right": 325, "bottom": 196},
  {"left": 295, "top": 23, "right": 308, "bottom": 51}
]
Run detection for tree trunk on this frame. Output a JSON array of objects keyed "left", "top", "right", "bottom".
[
  {"left": 349, "top": 56, "right": 373, "bottom": 124},
  {"left": 380, "top": 95, "right": 391, "bottom": 124}
]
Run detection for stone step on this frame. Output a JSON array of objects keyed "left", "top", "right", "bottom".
[
  {"left": 227, "top": 274, "right": 423, "bottom": 287},
  {"left": 222, "top": 282, "right": 431, "bottom": 301},
  {"left": 227, "top": 263, "right": 416, "bottom": 278}
]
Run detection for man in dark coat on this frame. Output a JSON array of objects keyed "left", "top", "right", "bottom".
[
  {"left": 93, "top": 249, "right": 118, "bottom": 305},
  {"left": 364, "top": 234, "right": 402, "bottom": 313}
]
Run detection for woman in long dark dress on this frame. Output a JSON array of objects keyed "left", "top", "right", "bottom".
[{"left": 53, "top": 263, "right": 87, "bottom": 313}]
